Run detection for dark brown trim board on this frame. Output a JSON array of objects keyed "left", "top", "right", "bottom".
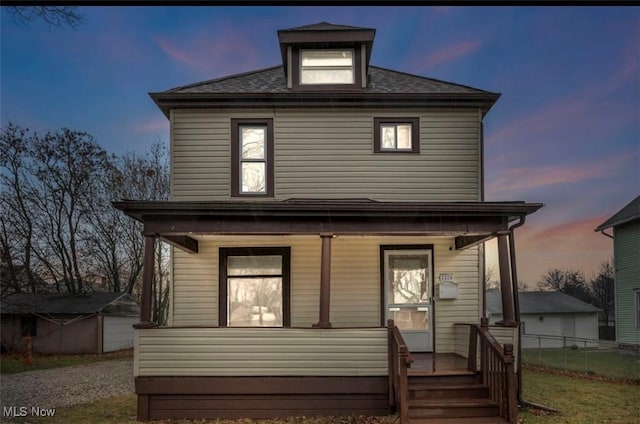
[{"left": 135, "top": 376, "right": 390, "bottom": 420}]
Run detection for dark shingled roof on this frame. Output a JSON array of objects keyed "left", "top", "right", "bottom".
[
  {"left": 595, "top": 195, "right": 640, "bottom": 231},
  {"left": 487, "top": 291, "right": 601, "bottom": 315},
  {"left": 1, "top": 292, "right": 139, "bottom": 316},
  {"left": 279, "top": 22, "right": 374, "bottom": 32},
  {"left": 165, "top": 65, "right": 492, "bottom": 95}
]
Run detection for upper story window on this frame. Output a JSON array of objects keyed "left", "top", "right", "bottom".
[
  {"left": 231, "top": 119, "right": 274, "bottom": 197},
  {"left": 374, "top": 117, "right": 420, "bottom": 153},
  {"left": 300, "top": 49, "right": 354, "bottom": 85}
]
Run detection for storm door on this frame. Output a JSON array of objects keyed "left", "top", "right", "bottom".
[{"left": 383, "top": 248, "right": 433, "bottom": 352}]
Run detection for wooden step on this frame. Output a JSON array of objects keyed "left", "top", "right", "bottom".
[
  {"left": 408, "top": 398, "right": 499, "bottom": 419},
  {"left": 409, "top": 383, "right": 490, "bottom": 400},
  {"left": 407, "top": 373, "right": 481, "bottom": 386}
]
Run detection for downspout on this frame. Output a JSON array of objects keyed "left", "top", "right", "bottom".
[
  {"left": 510, "top": 216, "right": 558, "bottom": 414},
  {"left": 507, "top": 216, "right": 525, "bottom": 404}
]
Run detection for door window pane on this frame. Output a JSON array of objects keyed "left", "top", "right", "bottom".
[
  {"left": 389, "top": 307, "right": 429, "bottom": 331},
  {"left": 389, "top": 255, "right": 428, "bottom": 304}
]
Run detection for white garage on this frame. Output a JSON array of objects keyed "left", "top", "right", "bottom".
[{"left": 487, "top": 291, "right": 601, "bottom": 348}]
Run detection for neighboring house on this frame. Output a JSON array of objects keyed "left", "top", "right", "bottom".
[
  {"left": 487, "top": 291, "right": 601, "bottom": 348},
  {"left": 114, "top": 22, "right": 542, "bottom": 423},
  {"left": 596, "top": 195, "right": 640, "bottom": 346},
  {"left": 1, "top": 292, "right": 139, "bottom": 354}
]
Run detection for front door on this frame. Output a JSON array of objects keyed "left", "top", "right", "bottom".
[{"left": 383, "top": 248, "right": 433, "bottom": 352}]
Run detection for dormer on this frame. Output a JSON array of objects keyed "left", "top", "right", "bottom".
[{"left": 277, "top": 22, "right": 376, "bottom": 90}]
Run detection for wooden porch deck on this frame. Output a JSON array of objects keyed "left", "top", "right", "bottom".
[{"left": 408, "top": 353, "right": 472, "bottom": 375}]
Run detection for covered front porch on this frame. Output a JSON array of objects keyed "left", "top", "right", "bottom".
[{"left": 114, "top": 199, "right": 541, "bottom": 423}]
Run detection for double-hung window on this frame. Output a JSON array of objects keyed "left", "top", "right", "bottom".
[
  {"left": 219, "top": 247, "right": 291, "bottom": 327},
  {"left": 231, "top": 119, "right": 274, "bottom": 197},
  {"left": 374, "top": 117, "right": 420, "bottom": 153}
]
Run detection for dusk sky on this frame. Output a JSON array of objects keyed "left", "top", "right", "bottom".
[{"left": 1, "top": 6, "right": 638, "bottom": 287}]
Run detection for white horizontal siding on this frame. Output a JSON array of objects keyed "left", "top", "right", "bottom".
[
  {"left": 135, "top": 327, "right": 388, "bottom": 377},
  {"left": 170, "top": 108, "right": 480, "bottom": 201}
]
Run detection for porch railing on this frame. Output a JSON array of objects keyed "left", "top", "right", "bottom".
[
  {"left": 387, "top": 319, "right": 413, "bottom": 424},
  {"left": 468, "top": 318, "right": 518, "bottom": 424}
]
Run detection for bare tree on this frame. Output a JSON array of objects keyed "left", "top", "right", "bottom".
[
  {"left": 5, "top": 6, "right": 85, "bottom": 29},
  {"left": 86, "top": 141, "right": 170, "bottom": 296},
  {"left": 1, "top": 125, "right": 42, "bottom": 294},
  {"left": 589, "top": 260, "right": 615, "bottom": 326},
  {"left": 538, "top": 268, "right": 592, "bottom": 304},
  {"left": 84, "top": 140, "right": 171, "bottom": 323},
  {"left": 1, "top": 124, "right": 114, "bottom": 294},
  {"left": 1, "top": 123, "right": 171, "bottom": 320}
]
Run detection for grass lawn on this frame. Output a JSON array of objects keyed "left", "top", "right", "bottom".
[
  {"left": 521, "top": 348, "right": 640, "bottom": 381},
  {"left": 8, "top": 368, "right": 639, "bottom": 424},
  {"left": 0, "top": 349, "right": 133, "bottom": 374},
  {"left": 520, "top": 367, "right": 640, "bottom": 424}
]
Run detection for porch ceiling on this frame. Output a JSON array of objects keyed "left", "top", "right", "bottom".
[{"left": 113, "top": 199, "right": 542, "bottom": 243}]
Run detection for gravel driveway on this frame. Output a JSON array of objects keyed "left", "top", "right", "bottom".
[{"left": 0, "top": 359, "right": 134, "bottom": 417}]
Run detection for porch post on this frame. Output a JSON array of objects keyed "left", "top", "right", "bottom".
[
  {"left": 314, "top": 233, "right": 333, "bottom": 328},
  {"left": 497, "top": 233, "right": 516, "bottom": 325},
  {"left": 139, "top": 235, "right": 156, "bottom": 324}
]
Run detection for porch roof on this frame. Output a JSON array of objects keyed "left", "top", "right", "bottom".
[{"left": 112, "top": 199, "right": 542, "bottom": 251}]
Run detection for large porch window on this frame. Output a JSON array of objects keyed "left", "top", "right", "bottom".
[{"left": 219, "top": 247, "right": 291, "bottom": 327}]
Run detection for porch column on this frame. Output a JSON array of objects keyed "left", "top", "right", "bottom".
[
  {"left": 497, "top": 233, "right": 516, "bottom": 325},
  {"left": 139, "top": 235, "right": 156, "bottom": 324},
  {"left": 314, "top": 233, "right": 333, "bottom": 328}
]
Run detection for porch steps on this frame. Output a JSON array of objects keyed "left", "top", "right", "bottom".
[{"left": 407, "top": 374, "right": 506, "bottom": 423}]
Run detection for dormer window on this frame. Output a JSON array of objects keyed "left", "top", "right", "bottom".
[
  {"left": 278, "top": 22, "right": 375, "bottom": 91},
  {"left": 300, "top": 50, "right": 354, "bottom": 85}
]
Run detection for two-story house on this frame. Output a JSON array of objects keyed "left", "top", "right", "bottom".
[
  {"left": 596, "top": 195, "right": 640, "bottom": 347},
  {"left": 115, "top": 22, "right": 542, "bottom": 423}
]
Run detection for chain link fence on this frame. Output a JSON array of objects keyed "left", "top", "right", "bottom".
[{"left": 520, "top": 333, "right": 640, "bottom": 381}]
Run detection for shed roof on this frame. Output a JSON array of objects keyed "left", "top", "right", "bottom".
[
  {"left": 1, "top": 292, "right": 139, "bottom": 316},
  {"left": 487, "top": 291, "right": 600, "bottom": 315},
  {"left": 595, "top": 194, "right": 640, "bottom": 231}
]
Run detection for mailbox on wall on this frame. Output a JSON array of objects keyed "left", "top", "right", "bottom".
[{"left": 438, "top": 273, "right": 459, "bottom": 299}]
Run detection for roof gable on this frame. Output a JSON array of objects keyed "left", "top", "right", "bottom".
[{"left": 596, "top": 195, "right": 640, "bottom": 231}]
